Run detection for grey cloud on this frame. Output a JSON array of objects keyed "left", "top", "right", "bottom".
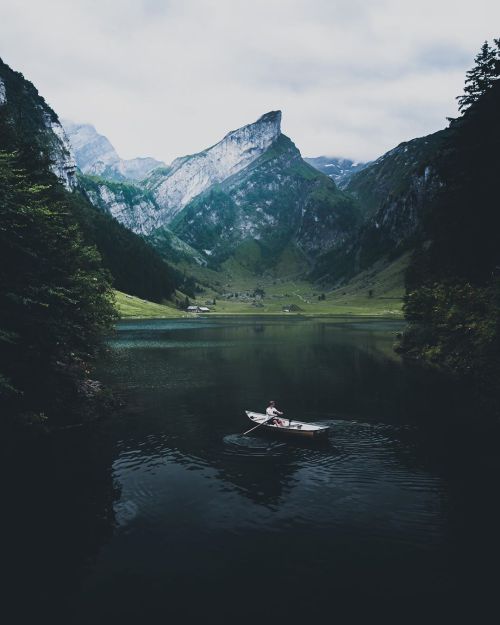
[
  {"left": 1, "top": 0, "right": 499, "bottom": 163},
  {"left": 413, "top": 42, "right": 473, "bottom": 71}
]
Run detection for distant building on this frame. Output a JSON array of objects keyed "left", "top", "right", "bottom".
[{"left": 187, "top": 305, "right": 211, "bottom": 313}]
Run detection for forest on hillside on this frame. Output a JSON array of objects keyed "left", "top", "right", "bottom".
[{"left": 399, "top": 38, "right": 500, "bottom": 408}]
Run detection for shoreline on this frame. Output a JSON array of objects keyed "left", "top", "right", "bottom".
[{"left": 116, "top": 312, "right": 405, "bottom": 322}]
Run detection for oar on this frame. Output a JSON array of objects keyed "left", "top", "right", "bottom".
[{"left": 242, "top": 414, "right": 279, "bottom": 436}]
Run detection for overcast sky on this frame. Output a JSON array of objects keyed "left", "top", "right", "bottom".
[{"left": 1, "top": 0, "right": 499, "bottom": 163}]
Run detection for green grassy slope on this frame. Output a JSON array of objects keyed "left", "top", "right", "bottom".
[{"left": 114, "top": 290, "right": 184, "bottom": 318}]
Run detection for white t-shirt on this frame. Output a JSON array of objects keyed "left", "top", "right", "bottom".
[{"left": 266, "top": 406, "right": 280, "bottom": 417}]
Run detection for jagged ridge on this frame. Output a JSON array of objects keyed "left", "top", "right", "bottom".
[
  {"left": 166, "top": 134, "right": 360, "bottom": 271},
  {"left": 142, "top": 110, "right": 283, "bottom": 226}
]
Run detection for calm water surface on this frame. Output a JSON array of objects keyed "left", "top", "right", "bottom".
[{"left": 5, "top": 317, "right": 500, "bottom": 623}]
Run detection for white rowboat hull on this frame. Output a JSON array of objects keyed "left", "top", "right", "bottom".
[{"left": 245, "top": 411, "right": 329, "bottom": 439}]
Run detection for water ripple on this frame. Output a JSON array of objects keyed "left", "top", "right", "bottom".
[{"left": 222, "top": 434, "right": 287, "bottom": 457}]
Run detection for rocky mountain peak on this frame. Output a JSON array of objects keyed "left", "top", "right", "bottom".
[
  {"left": 221, "top": 110, "right": 282, "bottom": 144},
  {"left": 62, "top": 120, "right": 165, "bottom": 182},
  {"left": 143, "top": 111, "right": 284, "bottom": 224},
  {"left": 258, "top": 110, "right": 282, "bottom": 124}
]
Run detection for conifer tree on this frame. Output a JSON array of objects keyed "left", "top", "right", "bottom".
[
  {"left": 457, "top": 39, "right": 500, "bottom": 112},
  {"left": 0, "top": 152, "right": 117, "bottom": 423}
]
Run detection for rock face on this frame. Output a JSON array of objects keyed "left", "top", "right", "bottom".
[
  {"left": 0, "top": 77, "right": 6, "bottom": 105},
  {"left": 78, "top": 176, "right": 162, "bottom": 235},
  {"left": 345, "top": 131, "right": 446, "bottom": 257},
  {"left": 63, "top": 120, "right": 164, "bottom": 182},
  {"left": 61, "top": 98, "right": 451, "bottom": 281},
  {"left": 74, "top": 109, "right": 359, "bottom": 274},
  {"left": 0, "top": 58, "right": 76, "bottom": 189},
  {"left": 143, "top": 111, "right": 283, "bottom": 224},
  {"left": 168, "top": 134, "right": 359, "bottom": 268},
  {"left": 312, "top": 131, "right": 448, "bottom": 281},
  {"left": 45, "top": 116, "right": 77, "bottom": 189},
  {"left": 305, "top": 156, "right": 367, "bottom": 188}
]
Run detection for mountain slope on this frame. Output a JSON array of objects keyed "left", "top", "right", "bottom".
[
  {"left": 346, "top": 131, "right": 448, "bottom": 269},
  {"left": 70, "top": 111, "right": 285, "bottom": 238},
  {"left": 78, "top": 174, "right": 162, "bottom": 235},
  {"left": 0, "top": 58, "right": 76, "bottom": 188},
  {"left": 167, "top": 134, "right": 360, "bottom": 272},
  {"left": 398, "top": 77, "right": 500, "bottom": 398},
  {"left": 345, "top": 132, "right": 447, "bottom": 219},
  {"left": 71, "top": 109, "right": 360, "bottom": 279},
  {"left": 63, "top": 120, "right": 165, "bottom": 181},
  {"left": 0, "top": 57, "right": 182, "bottom": 304},
  {"left": 311, "top": 130, "right": 449, "bottom": 283},
  {"left": 142, "top": 110, "right": 283, "bottom": 227}
]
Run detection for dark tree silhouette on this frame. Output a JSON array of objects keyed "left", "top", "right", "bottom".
[{"left": 457, "top": 39, "right": 500, "bottom": 113}]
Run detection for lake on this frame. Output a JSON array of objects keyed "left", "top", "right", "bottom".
[{"left": 4, "top": 317, "right": 499, "bottom": 623}]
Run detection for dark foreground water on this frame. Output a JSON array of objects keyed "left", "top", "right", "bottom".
[{"left": 4, "top": 317, "right": 500, "bottom": 623}]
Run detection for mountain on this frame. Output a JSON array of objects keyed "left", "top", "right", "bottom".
[
  {"left": 0, "top": 58, "right": 76, "bottom": 189},
  {"left": 1, "top": 63, "right": 117, "bottom": 423},
  {"left": 63, "top": 120, "right": 165, "bottom": 182},
  {"left": 71, "top": 111, "right": 288, "bottom": 239},
  {"left": 304, "top": 156, "right": 367, "bottom": 188},
  {"left": 166, "top": 133, "right": 359, "bottom": 271},
  {"left": 76, "top": 110, "right": 360, "bottom": 276},
  {"left": 78, "top": 174, "right": 161, "bottom": 235},
  {"left": 310, "top": 130, "right": 449, "bottom": 283},
  {"left": 0, "top": 57, "right": 182, "bottom": 303},
  {"left": 344, "top": 131, "right": 447, "bottom": 266},
  {"left": 143, "top": 111, "right": 284, "bottom": 226},
  {"left": 398, "top": 77, "right": 500, "bottom": 398}
]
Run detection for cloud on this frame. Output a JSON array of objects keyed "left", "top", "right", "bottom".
[{"left": 1, "top": 0, "right": 499, "bottom": 162}]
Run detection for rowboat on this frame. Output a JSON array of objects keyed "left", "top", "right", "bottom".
[{"left": 245, "top": 411, "right": 330, "bottom": 439}]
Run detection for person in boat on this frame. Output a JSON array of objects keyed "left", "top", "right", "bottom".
[{"left": 266, "top": 400, "right": 285, "bottom": 426}]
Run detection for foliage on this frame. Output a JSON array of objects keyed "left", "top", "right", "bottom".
[
  {"left": 114, "top": 290, "right": 183, "bottom": 318},
  {"left": 401, "top": 281, "right": 499, "bottom": 383},
  {"left": 399, "top": 65, "right": 500, "bottom": 408},
  {"left": 170, "top": 134, "right": 359, "bottom": 272},
  {"left": 69, "top": 188, "right": 179, "bottom": 303},
  {"left": 0, "top": 152, "right": 117, "bottom": 423},
  {"left": 80, "top": 174, "right": 159, "bottom": 208},
  {"left": 0, "top": 57, "right": 181, "bottom": 306},
  {"left": 457, "top": 39, "right": 500, "bottom": 113}
]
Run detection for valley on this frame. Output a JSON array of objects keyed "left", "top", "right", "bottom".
[
  {"left": 2, "top": 17, "right": 500, "bottom": 624},
  {"left": 3, "top": 39, "right": 498, "bottom": 403},
  {"left": 65, "top": 108, "right": 417, "bottom": 317},
  {"left": 116, "top": 253, "right": 406, "bottom": 318}
]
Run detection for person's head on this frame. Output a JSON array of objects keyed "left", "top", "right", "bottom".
[{"left": 269, "top": 400, "right": 275, "bottom": 405}]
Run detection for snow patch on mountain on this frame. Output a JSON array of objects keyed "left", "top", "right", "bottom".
[{"left": 304, "top": 156, "right": 367, "bottom": 188}]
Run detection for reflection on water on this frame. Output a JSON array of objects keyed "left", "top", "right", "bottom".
[{"left": 4, "top": 317, "right": 500, "bottom": 623}]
